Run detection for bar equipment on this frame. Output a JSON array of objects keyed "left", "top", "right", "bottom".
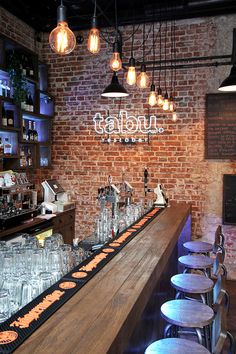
[
  {"left": 41, "top": 179, "right": 75, "bottom": 212},
  {"left": 143, "top": 168, "right": 168, "bottom": 208},
  {"left": 0, "top": 172, "right": 38, "bottom": 229}
]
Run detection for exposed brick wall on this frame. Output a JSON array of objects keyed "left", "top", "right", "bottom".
[{"left": 0, "top": 7, "right": 236, "bottom": 278}]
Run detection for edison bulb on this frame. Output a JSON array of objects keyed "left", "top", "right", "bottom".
[
  {"left": 137, "top": 71, "right": 150, "bottom": 88},
  {"left": 110, "top": 52, "right": 122, "bottom": 72},
  {"left": 126, "top": 66, "right": 136, "bottom": 85},
  {"left": 148, "top": 84, "right": 157, "bottom": 106},
  {"left": 172, "top": 111, "right": 177, "bottom": 122},
  {"left": 88, "top": 27, "right": 100, "bottom": 54},
  {"left": 49, "top": 21, "right": 76, "bottom": 55},
  {"left": 163, "top": 93, "right": 169, "bottom": 111},
  {"left": 169, "top": 100, "right": 175, "bottom": 112}
]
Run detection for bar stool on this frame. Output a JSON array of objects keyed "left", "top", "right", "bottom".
[
  {"left": 171, "top": 273, "right": 214, "bottom": 304},
  {"left": 145, "top": 305, "right": 235, "bottom": 354},
  {"left": 144, "top": 338, "right": 210, "bottom": 354},
  {"left": 178, "top": 254, "right": 214, "bottom": 277},
  {"left": 161, "top": 299, "right": 214, "bottom": 349},
  {"left": 183, "top": 225, "right": 225, "bottom": 259},
  {"left": 171, "top": 253, "right": 225, "bottom": 306}
]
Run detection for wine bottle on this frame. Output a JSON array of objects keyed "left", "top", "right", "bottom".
[
  {"left": 32, "top": 121, "right": 38, "bottom": 141},
  {"left": 29, "top": 56, "right": 34, "bottom": 78},
  {"left": 21, "top": 53, "right": 27, "bottom": 76},
  {"left": 4, "top": 137, "right": 12, "bottom": 155},
  {"left": 28, "top": 93, "right": 34, "bottom": 112},
  {"left": 27, "top": 120, "right": 33, "bottom": 141},
  {"left": 22, "top": 119, "right": 27, "bottom": 140},
  {"left": 20, "top": 148, "right": 27, "bottom": 168},
  {"left": 0, "top": 137, "right": 3, "bottom": 157},
  {"left": 2, "top": 106, "right": 7, "bottom": 126},
  {"left": 6, "top": 110, "right": 14, "bottom": 127},
  {"left": 27, "top": 148, "right": 33, "bottom": 167}
]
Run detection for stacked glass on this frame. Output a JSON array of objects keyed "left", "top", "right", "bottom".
[{"left": 0, "top": 233, "right": 86, "bottom": 324}]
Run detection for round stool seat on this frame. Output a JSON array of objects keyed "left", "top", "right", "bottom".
[
  {"left": 145, "top": 338, "right": 210, "bottom": 354},
  {"left": 178, "top": 255, "right": 214, "bottom": 269},
  {"left": 161, "top": 299, "right": 214, "bottom": 328},
  {"left": 183, "top": 241, "right": 213, "bottom": 253},
  {"left": 171, "top": 273, "right": 214, "bottom": 294}
]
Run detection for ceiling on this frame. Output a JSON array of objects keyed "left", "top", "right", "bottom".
[{"left": 0, "top": 0, "right": 236, "bottom": 33}]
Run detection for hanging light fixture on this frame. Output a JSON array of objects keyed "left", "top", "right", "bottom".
[
  {"left": 169, "top": 20, "right": 175, "bottom": 113},
  {"left": 87, "top": 0, "right": 100, "bottom": 54},
  {"left": 148, "top": 22, "right": 157, "bottom": 106},
  {"left": 162, "top": 20, "right": 169, "bottom": 111},
  {"left": 109, "top": 0, "right": 122, "bottom": 72},
  {"left": 218, "top": 28, "right": 236, "bottom": 92},
  {"left": 101, "top": 72, "right": 129, "bottom": 98},
  {"left": 137, "top": 23, "right": 150, "bottom": 89},
  {"left": 49, "top": 0, "right": 76, "bottom": 55},
  {"left": 157, "top": 20, "right": 163, "bottom": 106},
  {"left": 126, "top": 24, "right": 136, "bottom": 85}
]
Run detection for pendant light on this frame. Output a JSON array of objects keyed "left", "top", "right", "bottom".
[
  {"left": 162, "top": 20, "right": 169, "bottom": 111},
  {"left": 87, "top": 0, "right": 100, "bottom": 54},
  {"left": 148, "top": 22, "right": 157, "bottom": 106},
  {"left": 109, "top": 0, "right": 122, "bottom": 72},
  {"left": 101, "top": 72, "right": 129, "bottom": 98},
  {"left": 218, "top": 28, "right": 236, "bottom": 92},
  {"left": 137, "top": 22, "right": 150, "bottom": 89},
  {"left": 49, "top": 0, "right": 76, "bottom": 55},
  {"left": 157, "top": 20, "right": 164, "bottom": 106},
  {"left": 126, "top": 24, "right": 136, "bottom": 86},
  {"left": 169, "top": 19, "right": 175, "bottom": 113}
]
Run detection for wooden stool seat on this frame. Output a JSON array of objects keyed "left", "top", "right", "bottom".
[
  {"left": 178, "top": 255, "right": 214, "bottom": 270},
  {"left": 183, "top": 241, "right": 213, "bottom": 253},
  {"left": 145, "top": 338, "right": 210, "bottom": 354},
  {"left": 171, "top": 274, "right": 214, "bottom": 294},
  {"left": 161, "top": 299, "right": 214, "bottom": 328}
]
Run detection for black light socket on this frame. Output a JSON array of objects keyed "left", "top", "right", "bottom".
[
  {"left": 91, "top": 15, "right": 98, "bottom": 29},
  {"left": 57, "top": 3, "right": 67, "bottom": 22},
  {"left": 129, "top": 57, "right": 135, "bottom": 67},
  {"left": 150, "top": 83, "right": 155, "bottom": 92},
  {"left": 157, "top": 87, "right": 162, "bottom": 95},
  {"left": 140, "top": 63, "right": 147, "bottom": 72}
]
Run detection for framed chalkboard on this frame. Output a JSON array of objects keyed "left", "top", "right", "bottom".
[
  {"left": 205, "top": 93, "right": 236, "bottom": 159},
  {"left": 223, "top": 174, "right": 236, "bottom": 225}
]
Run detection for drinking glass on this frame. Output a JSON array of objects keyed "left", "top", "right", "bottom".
[{"left": 0, "top": 289, "right": 10, "bottom": 323}]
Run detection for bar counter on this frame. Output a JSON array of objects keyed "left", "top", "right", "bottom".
[{"left": 15, "top": 202, "right": 191, "bottom": 354}]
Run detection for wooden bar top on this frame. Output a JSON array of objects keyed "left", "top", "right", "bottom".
[{"left": 15, "top": 202, "right": 191, "bottom": 354}]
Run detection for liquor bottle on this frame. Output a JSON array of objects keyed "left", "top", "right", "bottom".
[
  {"left": 1, "top": 80, "right": 6, "bottom": 97},
  {"left": 0, "top": 137, "right": 4, "bottom": 157},
  {"left": 21, "top": 53, "right": 27, "bottom": 76},
  {"left": 6, "top": 110, "right": 14, "bottom": 127},
  {"left": 28, "top": 93, "right": 34, "bottom": 112},
  {"left": 20, "top": 148, "right": 27, "bottom": 168},
  {"left": 26, "top": 148, "right": 33, "bottom": 167},
  {"left": 4, "top": 137, "right": 12, "bottom": 155},
  {"left": 22, "top": 119, "right": 27, "bottom": 140},
  {"left": 25, "top": 55, "right": 30, "bottom": 77},
  {"left": 2, "top": 106, "right": 7, "bottom": 127},
  {"left": 32, "top": 121, "right": 38, "bottom": 141},
  {"left": 5, "top": 80, "right": 10, "bottom": 98},
  {"left": 27, "top": 120, "right": 34, "bottom": 141},
  {"left": 29, "top": 57, "right": 34, "bottom": 78}
]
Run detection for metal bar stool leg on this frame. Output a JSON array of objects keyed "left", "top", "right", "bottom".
[
  {"left": 195, "top": 328, "right": 203, "bottom": 345},
  {"left": 164, "top": 323, "right": 173, "bottom": 338}
]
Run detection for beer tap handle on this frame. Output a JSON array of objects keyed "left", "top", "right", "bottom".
[{"left": 144, "top": 168, "right": 149, "bottom": 196}]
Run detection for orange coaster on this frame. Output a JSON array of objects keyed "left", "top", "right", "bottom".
[
  {"left": 109, "top": 242, "right": 120, "bottom": 247},
  {"left": 102, "top": 248, "right": 115, "bottom": 253},
  {"left": 72, "top": 271, "right": 87, "bottom": 279},
  {"left": 0, "top": 331, "right": 18, "bottom": 344},
  {"left": 59, "top": 281, "right": 76, "bottom": 290}
]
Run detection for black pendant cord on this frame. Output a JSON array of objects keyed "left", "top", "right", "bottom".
[
  {"left": 131, "top": 23, "right": 135, "bottom": 58},
  {"left": 152, "top": 21, "right": 155, "bottom": 85},
  {"left": 142, "top": 22, "right": 145, "bottom": 63},
  {"left": 115, "top": 0, "right": 118, "bottom": 42},
  {"left": 170, "top": 17, "right": 173, "bottom": 95},
  {"left": 164, "top": 19, "right": 168, "bottom": 92},
  {"left": 93, "top": 0, "right": 97, "bottom": 17},
  {"left": 158, "top": 20, "right": 162, "bottom": 88}
]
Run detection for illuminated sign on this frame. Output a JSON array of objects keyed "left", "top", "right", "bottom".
[{"left": 93, "top": 110, "right": 164, "bottom": 143}]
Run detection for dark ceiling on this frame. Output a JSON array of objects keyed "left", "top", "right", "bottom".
[{"left": 0, "top": 0, "right": 236, "bottom": 33}]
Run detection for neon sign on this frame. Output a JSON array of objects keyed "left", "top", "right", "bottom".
[{"left": 93, "top": 111, "right": 164, "bottom": 143}]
